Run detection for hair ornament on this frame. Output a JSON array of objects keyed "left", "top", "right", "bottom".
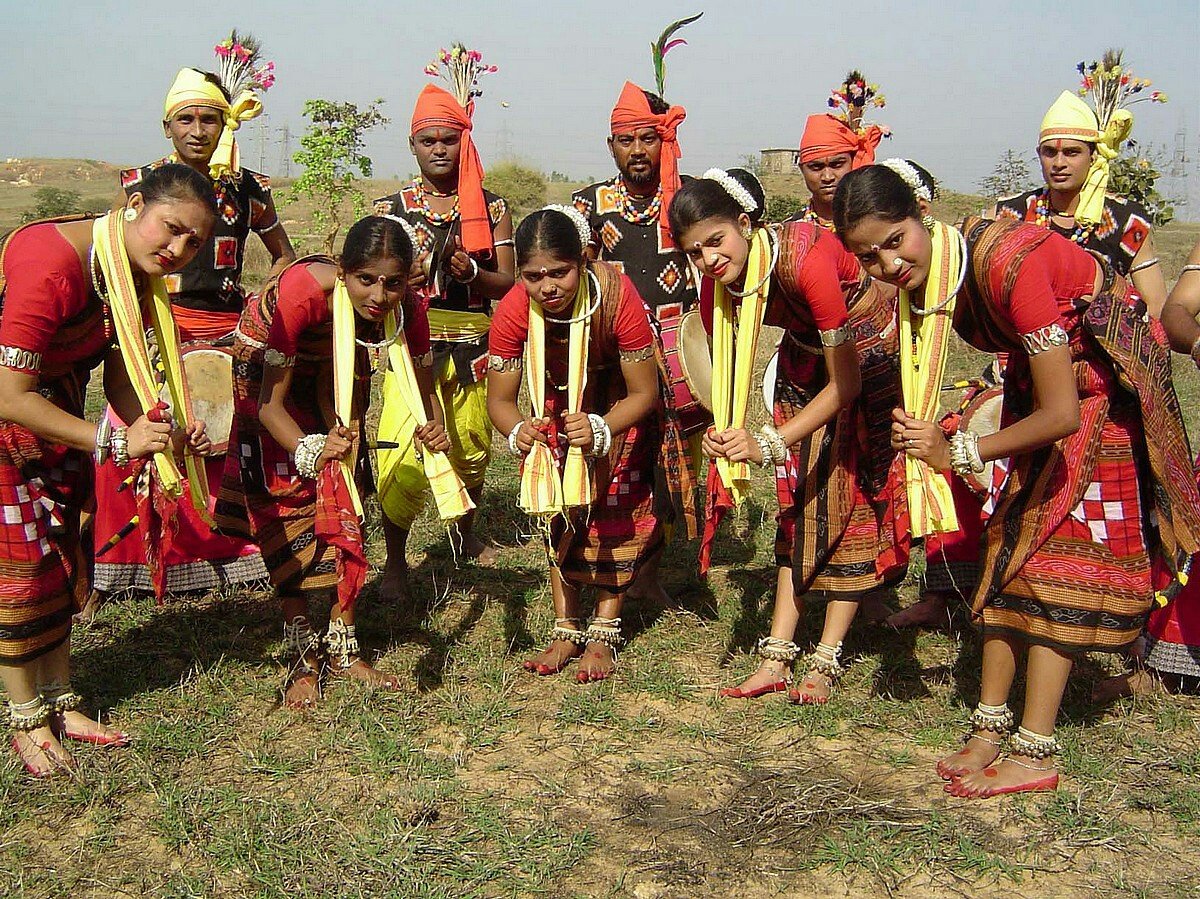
[
  {"left": 700, "top": 168, "right": 757, "bottom": 214},
  {"left": 380, "top": 213, "right": 421, "bottom": 252},
  {"left": 541, "top": 204, "right": 593, "bottom": 249},
  {"left": 879, "top": 158, "right": 933, "bottom": 203}
]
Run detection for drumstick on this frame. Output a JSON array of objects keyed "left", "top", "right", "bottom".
[
  {"left": 95, "top": 516, "right": 139, "bottom": 558},
  {"left": 367, "top": 441, "right": 399, "bottom": 449}
]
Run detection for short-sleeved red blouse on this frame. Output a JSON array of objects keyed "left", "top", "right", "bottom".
[
  {"left": 0, "top": 223, "right": 111, "bottom": 377},
  {"left": 266, "top": 263, "right": 431, "bottom": 359},
  {"left": 995, "top": 231, "right": 1097, "bottom": 336},
  {"left": 489, "top": 273, "right": 654, "bottom": 359}
]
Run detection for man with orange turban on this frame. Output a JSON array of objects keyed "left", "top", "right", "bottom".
[
  {"left": 374, "top": 80, "right": 515, "bottom": 598},
  {"left": 89, "top": 50, "right": 295, "bottom": 608}
]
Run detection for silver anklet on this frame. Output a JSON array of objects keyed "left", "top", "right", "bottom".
[
  {"left": 756, "top": 635, "right": 800, "bottom": 663},
  {"left": 585, "top": 616, "right": 623, "bottom": 648},
  {"left": 1009, "top": 726, "right": 1061, "bottom": 760},
  {"left": 551, "top": 618, "right": 588, "bottom": 645}
]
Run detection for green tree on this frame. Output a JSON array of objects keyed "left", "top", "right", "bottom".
[
  {"left": 20, "top": 187, "right": 88, "bottom": 223},
  {"left": 1110, "top": 147, "right": 1174, "bottom": 226},
  {"left": 978, "top": 149, "right": 1036, "bottom": 200},
  {"left": 766, "top": 194, "right": 805, "bottom": 223},
  {"left": 483, "top": 162, "right": 548, "bottom": 220},
  {"left": 289, "top": 99, "right": 389, "bottom": 251}
]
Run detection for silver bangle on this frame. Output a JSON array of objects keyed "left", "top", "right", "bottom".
[
  {"left": 460, "top": 257, "right": 480, "bottom": 283},
  {"left": 587, "top": 412, "right": 611, "bottom": 457},
  {"left": 1128, "top": 257, "right": 1159, "bottom": 274},
  {"left": 507, "top": 420, "right": 524, "bottom": 457},
  {"left": 94, "top": 418, "right": 112, "bottom": 465},
  {"left": 293, "top": 433, "right": 326, "bottom": 479},
  {"left": 949, "top": 430, "right": 985, "bottom": 480},
  {"left": 753, "top": 433, "right": 774, "bottom": 468},
  {"left": 760, "top": 425, "right": 788, "bottom": 465},
  {"left": 110, "top": 426, "right": 130, "bottom": 467}
]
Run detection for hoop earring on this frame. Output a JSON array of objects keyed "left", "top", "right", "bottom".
[{"left": 123, "top": 207, "right": 138, "bottom": 223}]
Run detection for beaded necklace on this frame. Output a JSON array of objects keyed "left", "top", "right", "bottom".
[
  {"left": 413, "top": 178, "right": 460, "bottom": 226},
  {"left": 1034, "top": 189, "right": 1092, "bottom": 247},
  {"left": 798, "top": 205, "right": 835, "bottom": 231},
  {"left": 88, "top": 245, "right": 116, "bottom": 341},
  {"left": 614, "top": 178, "right": 663, "bottom": 225}
]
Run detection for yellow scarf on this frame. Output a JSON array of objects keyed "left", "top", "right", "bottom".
[
  {"left": 710, "top": 227, "right": 772, "bottom": 506},
  {"left": 382, "top": 305, "right": 473, "bottom": 521},
  {"left": 329, "top": 279, "right": 366, "bottom": 518},
  {"left": 1077, "top": 109, "right": 1133, "bottom": 227},
  {"left": 899, "top": 221, "right": 962, "bottom": 537},
  {"left": 518, "top": 270, "right": 594, "bottom": 519},
  {"left": 92, "top": 213, "right": 209, "bottom": 518}
]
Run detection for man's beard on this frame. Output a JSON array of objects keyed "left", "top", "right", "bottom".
[{"left": 621, "top": 164, "right": 660, "bottom": 187}]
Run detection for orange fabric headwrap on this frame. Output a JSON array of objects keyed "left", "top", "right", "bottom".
[
  {"left": 609, "top": 81, "right": 686, "bottom": 247},
  {"left": 798, "top": 114, "right": 882, "bottom": 168},
  {"left": 410, "top": 84, "right": 493, "bottom": 256}
]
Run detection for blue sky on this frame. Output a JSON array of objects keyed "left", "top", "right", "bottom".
[{"left": 1, "top": 0, "right": 1197, "bottom": 195}]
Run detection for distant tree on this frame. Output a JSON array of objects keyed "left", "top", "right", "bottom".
[
  {"left": 1110, "top": 146, "right": 1174, "bottom": 226},
  {"left": 483, "top": 162, "right": 547, "bottom": 219},
  {"left": 740, "top": 153, "right": 763, "bottom": 177},
  {"left": 19, "top": 187, "right": 99, "bottom": 223},
  {"left": 978, "top": 149, "right": 1036, "bottom": 200},
  {"left": 766, "top": 194, "right": 805, "bottom": 223},
  {"left": 289, "top": 98, "right": 389, "bottom": 251}
]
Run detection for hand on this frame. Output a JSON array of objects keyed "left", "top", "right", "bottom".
[
  {"left": 414, "top": 420, "right": 451, "bottom": 454},
  {"left": 562, "top": 411, "right": 594, "bottom": 449},
  {"left": 891, "top": 407, "right": 950, "bottom": 470},
  {"left": 127, "top": 414, "right": 173, "bottom": 459},
  {"left": 702, "top": 426, "right": 728, "bottom": 460},
  {"left": 410, "top": 253, "right": 431, "bottom": 289},
  {"left": 181, "top": 420, "right": 212, "bottom": 456},
  {"left": 514, "top": 416, "right": 549, "bottom": 453},
  {"left": 720, "top": 427, "right": 763, "bottom": 464},
  {"left": 318, "top": 424, "right": 356, "bottom": 467}
]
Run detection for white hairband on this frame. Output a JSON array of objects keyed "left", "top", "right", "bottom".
[
  {"left": 700, "top": 168, "right": 758, "bottom": 214},
  {"left": 879, "top": 158, "right": 933, "bottom": 203},
  {"left": 541, "top": 204, "right": 593, "bottom": 249},
  {"left": 379, "top": 213, "right": 422, "bottom": 252}
]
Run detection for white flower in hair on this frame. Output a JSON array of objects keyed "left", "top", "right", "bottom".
[
  {"left": 379, "top": 213, "right": 421, "bottom": 251},
  {"left": 879, "top": 158, "right": 933, "bottom": 203},
  {"left": 541, "top": 204, "right": 592, "bottom": 249},
  {"left": 700, "top": 168, "right": 758, "bottom": 214}
]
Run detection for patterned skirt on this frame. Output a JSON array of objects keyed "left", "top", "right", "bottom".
[{"left": 0, "top": 381, "right": 90, "bottom": 664}]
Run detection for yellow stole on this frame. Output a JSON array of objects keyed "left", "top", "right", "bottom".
[
  {"left": 899, "top": 221, "right": 962, "bottom": 537},
  {"left": 519, "top": 271, "right": 594, "bottom": 519},
  {"left": 382, "top": 304, "right": 473, "bottom": 521},
  {"left": 329, "top": 279, "right": 364, "bottom": 518},
  {"left": 92, "top": 213, "right": 209, "bottom": 519},
  {"left": 710, "top": 227, "right": 772, "bottom": 506}
]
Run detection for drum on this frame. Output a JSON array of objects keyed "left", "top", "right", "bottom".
[
  {"left": 956, "top": 384, "right": 1004, "bottom": 495},
  {"left": 660, "top": 309, "right": 713, "bottom": 436},
  {"left": 762, "top": 350, "right": 778, "bottom": 415},
  {"left": 160, "top": 347, "right": 234, "bottom": 456}
]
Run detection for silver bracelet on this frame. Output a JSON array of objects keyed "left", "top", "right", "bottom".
[
  {"left": 753, "top": 433, "right": 774, "bottom": 468},
  {"left": 948, "top": 430, "right": 985, "bottom": 480},
  {"left": 460, "top": 257, "right": 480, "bottom": 283},
  {"left": 110, "top": 426, "right": 130, "bottom": 467},
  {"left": 587, "top": 412, "right": 611, "bottom": 457},
  {"left": 94, "top": 418, "right": 112, "bottom": 466},
  {"left": 293, "top": 433, "right": 327, "bottom": 479},
  {"left": 507, "top": 420, "right": 524, "bottom": 457},
  {"left": 760, "top": 425, "right": 788, "bottom": 465}
]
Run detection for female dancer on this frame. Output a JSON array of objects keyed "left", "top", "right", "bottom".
[
  {"left": 486, "top": 206, "right": 693, "bottom": 683},
  {"left": 0, "top": 163, "right": 215, "bottom": 774},
  {"left": 668, "top": 168, "right": 899, "bottom": 703},
  {"left": 834, "top": 160, "right": 1200, "bottom": 798},
  {"left": 218, "top": 216, "right": 447, "bottom": 707}
]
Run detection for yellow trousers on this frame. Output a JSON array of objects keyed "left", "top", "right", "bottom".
[{"left": 376, "top": 356, "right": 491, "bottom": 529}]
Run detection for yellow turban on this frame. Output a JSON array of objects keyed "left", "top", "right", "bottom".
[
  {"left": 1038, "top": 90, "right": 1132, "bottom": 227},
  {"left": 163, "top": 67, "right": 263, "bottom": 181}
]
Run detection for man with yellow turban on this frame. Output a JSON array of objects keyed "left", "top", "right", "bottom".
[
  {"left": 995, "top": 74, "right": 1167, "bottom": 316},
  {"left": 90, "top": 37, "right": 296, "bottom": 606},
  {"left": 373, "top": 68, "right": 515, "bottom": 599}
]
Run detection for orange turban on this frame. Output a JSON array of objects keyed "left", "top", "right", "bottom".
[
  {"left": 798, "top": 114, "right": 883, "bottom": 168},
  {"left": 410, "top": 83, "right": 492, "bottom": 257},
  {"left": 609, "top": 81, "right": 686, "bottom": 248}
]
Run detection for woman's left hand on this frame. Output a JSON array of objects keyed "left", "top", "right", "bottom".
[
  {"left": 182, "top": 420, "right": 211, "bottom": 456},
  {"left": 414, "top": 420, "right": 451, "bottom": 454},
  {"left": 719, "top": 427, "right": 763, "bottom": 464},
  {"left": 891, "top": 407, "right": 950, "bottom": 470},
  {"left": 562, "top": 411, "right": 594, "bottom": 449}
]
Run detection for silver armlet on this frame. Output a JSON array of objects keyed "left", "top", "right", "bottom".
[
  {"left": 818, "top": 324, "right": 851, "bottom": 348},
  {"left": 0, "top": 345, "right": 42, "bottom": 374},
  {"left": 1020, "top": 323, "right": 1069, "bottom": 356},
  {"left": 489, "top": 354, "right": 523, "bottom": 373},
  {"left": 619, "top": 345, "right": 655, "bottom": 363},
  {"left": 1128, "top": 257, "right": 1160, "bottom": 275},
  {"left": 264, "top": 348, "right": 296, "bottom": 368}
]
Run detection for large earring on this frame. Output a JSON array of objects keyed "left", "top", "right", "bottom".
[
  {"left": 123, "top": 207, "right": 138, "bottom": 223},
  {"left": 740, "top": 226, "right": 752, "bottom": 240},
  {"left": 921, "top": 214, "right": 936, "bottom": 232}
]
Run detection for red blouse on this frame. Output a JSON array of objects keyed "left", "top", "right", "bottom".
[
  {"left": 267, "top": 263, "right": 431, "bottom": 359},
  {"left": 993, "top": 231, "right": 1097, "bottom": 336},
  {"left": 489, "top": 273, "right": 654, "bottom": 359},
  {"left": 700, "top": 223, "right": 852, "bottom": 335},
  {"left": 0, "top": 224, "right": 111, "bottom": 377}
]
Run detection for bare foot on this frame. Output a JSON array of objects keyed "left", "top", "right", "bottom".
[
  {"left": 859, "top": 592, "right": 895, "bottom": 624},
  {"left": 946, "top": 756, "right": 1059, "bottom": 799},
  {"left": 330, "top": 657, "right": 402, "bottom": 690},
  {"left": 719, "top": 661, "right": 790, "bottom": 699},
  {"left": 377, "top": 563, "right": 410, "bottom": 602},
  {"left": 787, "top": 669, "right": 834, "bottom": 705},
  {"left": 73, "top": 590, "right": 106, "bottom": 625},
  {"left": 577, "top": 643, "right": 616, "bottom": 683},
  {"left": 11, "top": 726, "right": 74, "bottom": 778},
  {"left": 1092, "top": 668, "right": 1162, "bottom": 704},
  {"left": 284, "top": 669, "right": 321, "bottom": 709},
  {"left": 522, "top": 639, "right": 583, "bottom": 676},
  {"left": 53, "top": 710, "right": 131, "bottom": 747},
  {"left": 885, "top": 593, "right": 950, "bottom": 629},
  {"left": 936, "top": 733, "right": 1002, "bottom": 780},
  {"left": 460, "top": 532, "right": 498, "bottom": 566}
]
